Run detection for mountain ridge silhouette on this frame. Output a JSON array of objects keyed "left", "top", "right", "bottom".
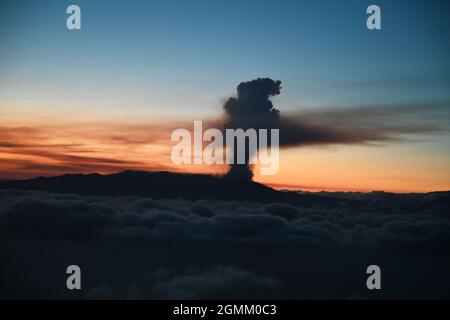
[
  {"left": 0, "top": 170, "right": 357, "bottom": 207},
  {"left": 0, "top": 170, "right": 448, "bottom": 209}
]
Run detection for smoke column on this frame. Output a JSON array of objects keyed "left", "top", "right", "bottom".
[
  {"left": 223, "top": 78, "right": 282, "bottom": 181},
  {"left": 220, "top": 78, "right": 444, "bottom": 181}
]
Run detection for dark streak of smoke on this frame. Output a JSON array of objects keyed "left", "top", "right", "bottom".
[{"left": 221, "top": 78, "right": 447, "bottom": 181}]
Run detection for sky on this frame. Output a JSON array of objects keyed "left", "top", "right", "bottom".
[{"left": 0, "top": 0, "right": 449, "bottom": 192}]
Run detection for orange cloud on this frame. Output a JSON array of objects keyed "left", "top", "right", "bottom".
[{"left": 0, "top": 119, "right": 226, "bottom": 180}]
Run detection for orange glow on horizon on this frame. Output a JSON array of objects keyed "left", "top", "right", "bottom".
[{"left": 0, "top": 116, "right": 449, "bottom": 193}]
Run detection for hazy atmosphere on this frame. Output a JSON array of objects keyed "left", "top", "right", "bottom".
[
  {"left": 1, "top": 0, "right": 449, "bottom": 192},
  {"left": 0, "top": 0, "right": 449, "bottom": 301}
]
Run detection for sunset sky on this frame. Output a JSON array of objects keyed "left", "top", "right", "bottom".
[{"left": 0, "top": 0, "right": 449, "bottom": 192}]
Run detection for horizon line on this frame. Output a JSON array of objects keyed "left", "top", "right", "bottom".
[{"left": 1, "top": 169, "right": 448, "bottom": 195}]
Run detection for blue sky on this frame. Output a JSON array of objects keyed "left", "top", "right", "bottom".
[
  {"left": 1, "top": 0, "right": 449, "bottom": 117},
  {"left": 0, "top": 0, "right": 449, "bottom": 191}
]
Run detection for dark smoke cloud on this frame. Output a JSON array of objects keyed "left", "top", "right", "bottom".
[
  {"left": 278, "top": 102, "right": 448, "bottom": 147},
  {"left": 221, "top": 78, "right": 448, "bottom": 180},
  {"left": 223, "top": 78, "right": 282, "bottom": 181}
]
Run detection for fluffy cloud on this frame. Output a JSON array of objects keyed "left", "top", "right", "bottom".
[
  {"left": 1, "top": 189, "right": 449, "bottom": 254},
  {"left": 0, "top": 193, "right": 118, "bottom": 240},
  {"left": 87, "top": 265, "right": 281, "bottom": 299},
  {"left": 1, "top": 189, "right": 449, "bottom": 299}
]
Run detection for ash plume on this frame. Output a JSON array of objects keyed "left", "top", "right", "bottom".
[
  {"left": 221, "top": 78, "right": 447, "bottom": 181},
  {"left": 223, "top": 78, "right": 282, "bottom": 181}
]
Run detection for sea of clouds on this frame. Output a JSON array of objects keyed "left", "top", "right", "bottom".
[{"left": 1, "top": 189, "right": 449, "bottom": 299}]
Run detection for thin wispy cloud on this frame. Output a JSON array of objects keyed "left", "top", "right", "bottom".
[{"left": 0, "top": 101, "right": 447, "bottom": 181}]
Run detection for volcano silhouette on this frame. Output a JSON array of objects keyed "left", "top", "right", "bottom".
[{"left": 0, "top": 170, "right": 360, "bottom": 208}]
